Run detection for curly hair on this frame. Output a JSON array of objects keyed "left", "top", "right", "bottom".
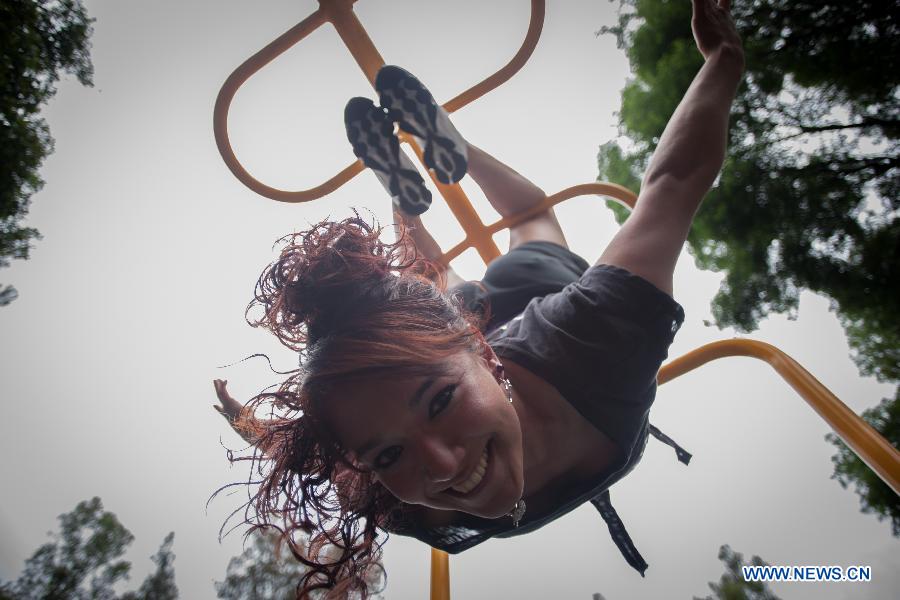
[{"left": 229, "top": 213, "right": 487, "bottom": 599}]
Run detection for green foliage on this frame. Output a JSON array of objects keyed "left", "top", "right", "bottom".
[
  {"left": 0, "top": 497, "right": 178, "bottom": 600},
  {"left": 597, "top": 0, "right": 899, "bottom": 383},
  {"left": 826, "top": 390, "right": 900, "bottom": 536},
  {"left": 122, "top": 533, "right": 178, "bottom": 600},
  {"left": 7, "top": 497, "right": 134, "bottom": 599},
  {"left": 597, "top": 0, "right": 899, "bottom": 536},
  {"left": 597, "top": 141, "right": 641, "bottom": 223},
  {"left": 0, "top": 0, "right": 94, "bottom": 305},
  {"left": 694, "top": 545, "right": 781, "bottom": 600},
  {"left": 214, "top": 530, "right": 306, "bottom": 600},
  {"left": 215, "top": 530, "right": 385, "bottom": 599}
]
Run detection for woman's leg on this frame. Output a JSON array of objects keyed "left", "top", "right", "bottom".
[
  {"left": 392, "top": 141, "right": 567, "bottom": 288},
  {"left": 372, "top": 66, "right": 566, "bottom": 251},
  {"left": 466, "top": 143, "right": 568, "bottom": 251},
  {"left": 393, "top": 209, "right": 466, "bottom": 289}
]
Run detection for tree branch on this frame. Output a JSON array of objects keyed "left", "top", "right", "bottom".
[{"left": 767, "top": 117, "right": 899, "bottom": 143}]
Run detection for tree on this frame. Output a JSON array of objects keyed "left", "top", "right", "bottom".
[
  {"left": 215, "top": 530, "right": 385, "bottom": 599},
  {"left": 0, "top": 0, "right": 94, "bottom": 305},
  {"left": 596, "top": 0, "right": 898, "bottom": 383},
  {"left": 596, "top": 0, "right": 898, "bottom": 534},
  {"left": 215, "top": 530, "right": 307, "bottom": 600},
  {"left": 0, "top": 497, "right": 178, "bottom": 600},
  {"left": 694, "top": 544, "right": 781, "bottom": 600},
  {"left": 122, "top": 533, "right": 178, "bottom": 600}
]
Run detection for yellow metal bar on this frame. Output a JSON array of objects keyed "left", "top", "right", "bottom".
[
  {"left": 212, "top": 9, "right": 352, "bottom": 202},
  {"left": 658, "top": 339, "right": 900, "bottom": 495},
  {"left": 318, "top": 0, "right": 384, "bottom": 83},
  {"left": 213, "top": 0, "right": 546, "bottom": 210},
  {"left": 439, "top": 182, "right": 637, "bottom": 264},
  {"left": 395, "top": 134, "right": 501, "bottom": 262},
  {"left": 443, "top": 0, "right": 545, "bottom": 114},
  {"left": 430, "top": 548, "right": 450, "bottom": 600}
]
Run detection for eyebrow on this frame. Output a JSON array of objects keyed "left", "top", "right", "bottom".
[{"left": 354, "top": 377, "right": 436, "bottom": 458}]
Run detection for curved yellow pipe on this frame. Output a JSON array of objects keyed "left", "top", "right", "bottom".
[
  {"left": 212, "top": 0, "right": 546, "bottom": 204},
  {"left": 212, "top": 8, "right": 344, "bottom": 201},
  {"left": 440, "top": 182, "right": 637, "bottom": 264},
  {"left": 659, "top": 339, "right": 900, "bottom": 495}
]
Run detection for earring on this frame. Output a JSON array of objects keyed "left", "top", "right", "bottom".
[
  {"left": 508, "top": 498, "right": 526, "bottom": 527},
  {"left": 496, "top": 362, "right": 513, "bottom": 403},
  {"left": 502, "top": 376, "right": 513, "bottom": 403},
  {"left": 496, "top": 362, "right": 524, "bottom": 526}
]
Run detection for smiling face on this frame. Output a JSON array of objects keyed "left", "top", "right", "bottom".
[{"left": 324, "top": 349, "right": 525, "bottom": 519}]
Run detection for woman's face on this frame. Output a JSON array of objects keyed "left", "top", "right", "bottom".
[{"left": 326, "top": 349, "right": 525, "bottom": 519}]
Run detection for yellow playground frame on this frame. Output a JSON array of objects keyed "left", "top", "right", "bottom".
[{"left": 214, "top": 1, "right": 900, "bottom": 598}]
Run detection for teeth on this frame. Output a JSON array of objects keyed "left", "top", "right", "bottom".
[{"left": 452, "top": 447, "right": 488, "bottom": 494}]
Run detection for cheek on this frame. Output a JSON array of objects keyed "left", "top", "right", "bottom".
[
  {"left": 466, "top": 378, "right": 512, "bottom": 426},
  {"left": 377, "top": 468, "right": 421, "bottom": 502}
]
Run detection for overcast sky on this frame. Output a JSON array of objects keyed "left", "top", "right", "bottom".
[{"left": 1, "top": 1, "right": 897, "bottom": 598}]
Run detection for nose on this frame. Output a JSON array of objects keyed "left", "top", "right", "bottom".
[{"left": 415, "top": 435, "right": 464, "bottom": 484}]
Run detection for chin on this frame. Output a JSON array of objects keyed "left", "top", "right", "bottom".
[
  {"left": 462, "top": 491, "right": 522, "bottom": 520},
  {"left": 476, "top": 505, "right": 514, "bottom": 520}
]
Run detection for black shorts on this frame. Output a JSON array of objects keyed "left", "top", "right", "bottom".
[{"left": 449, "top": 241, "right": 591, "bottom": 333}]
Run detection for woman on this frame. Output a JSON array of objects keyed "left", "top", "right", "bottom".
[{"left": 214, "top": 1, "right": 743, "bottom": 597}]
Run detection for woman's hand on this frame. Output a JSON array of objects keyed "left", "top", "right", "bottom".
[
  {"left": 691, "top": 0, "right": 744, "bottom": 64},
  {"left": 213, "top": 379, "right": 260, "bottom": 445},
  {"left": 212, "top": 379, "right": 243, "bottom": 424}
]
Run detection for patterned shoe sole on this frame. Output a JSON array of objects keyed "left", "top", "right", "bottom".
[
  {"left": 344, "top": 97, "right": 432, "bottom": 216},
  {"left": 375, "top": 65, "right": 468, "bottom": 185}
]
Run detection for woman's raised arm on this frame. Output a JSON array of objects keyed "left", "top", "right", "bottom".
[{"left": 598, "top": 0, "right": 744, "bottom": 295}]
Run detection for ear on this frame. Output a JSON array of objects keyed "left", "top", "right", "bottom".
[
  {"left": 472, "top": 329, "right": 503, "bottom": 378},
  {"left": 482, "top": 344, "right": 502, "bottom": 373}
]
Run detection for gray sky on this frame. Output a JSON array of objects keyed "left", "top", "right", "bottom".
[{"left": 1, "top": 0, "right": 897, "bottom": 598}]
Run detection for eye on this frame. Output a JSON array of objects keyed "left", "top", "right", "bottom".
[
  {"left": 429, "top": 385, "right": 456, "bottom": 418},
  {"left": 374, "top": 445, "right": 402, "bottom": 470},
  {"left": 371, "top": 384, "right": 456, "bottom": 471}
]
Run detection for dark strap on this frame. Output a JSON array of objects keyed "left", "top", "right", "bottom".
[
  {"left": 590, "top": 425, "right": 690, "bottom": 576},
  {"left": 648, "top": 423, "right": 692, "bottom": 465},
  {"left": 590, "top": 490, "right": 648, "bottom": 577}
]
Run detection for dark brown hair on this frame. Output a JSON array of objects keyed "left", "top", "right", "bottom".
[{"left": 230, "top": 213, "right": 486, "bottom": 598}]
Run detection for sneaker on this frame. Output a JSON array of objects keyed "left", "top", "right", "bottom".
[
  {"left": 344, "top": 96, "right": 432, "bottom": 216},
  {"left": 375, "top": 65, "right": 468, "bottom": 185}
]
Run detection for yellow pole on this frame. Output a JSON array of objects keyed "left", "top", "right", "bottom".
[
  {"left": 430, "top": 548, "right": 450, "bottom": 600},
  {"left": 659, "top": 339, "right": 900, "bottom": 495},
  {"left": 439, "top": 182, "right": 637, "bottom": 264}
]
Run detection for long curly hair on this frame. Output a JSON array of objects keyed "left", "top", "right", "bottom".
[{"left": 229, "top": 213, "right": 487, "bottom": 599}]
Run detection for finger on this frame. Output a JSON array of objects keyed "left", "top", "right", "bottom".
[
  {"left": 691, "top": 0, "right": 706, "bottom": 15},
  {"left": 215, "top": 388, "right": 234, "bottom": 403}
]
